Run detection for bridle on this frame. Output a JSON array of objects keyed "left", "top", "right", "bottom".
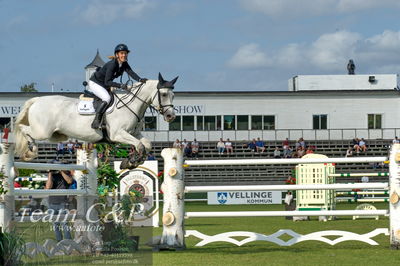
[
  {"left": 150, "top": 83, "right": 174, "bottom": 115},
  {"left": 113, "top": 79, "right": 174, "bottom": 121}
]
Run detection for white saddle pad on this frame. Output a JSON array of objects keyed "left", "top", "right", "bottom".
[{"left": 77, "top": 96, "right": 115, "bottom": 115}]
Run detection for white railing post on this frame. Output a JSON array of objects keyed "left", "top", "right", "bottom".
[
  {"left": 389, "top": 144, "right": 400, "bottom": 249},
  {"left": 158, "top": 148, "right": 185, "bottom": 250},
  {"left": 0, "top": 143, "right": 15, "bottom": 232},
  {"left": 74, "top": 148, "right": 102, "bottom": 252}
]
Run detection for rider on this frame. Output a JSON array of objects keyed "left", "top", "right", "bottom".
[{"left": 88, "top": 43, "right": 148, "bottom": 129}]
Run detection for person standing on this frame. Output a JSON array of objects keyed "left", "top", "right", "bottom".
[{"left": 46, "top": 164, "right": 74, "bottom": 241}]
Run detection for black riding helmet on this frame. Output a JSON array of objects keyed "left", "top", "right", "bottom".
[{"left": 114, "top": 43, "right": 130, "bottom": 54}]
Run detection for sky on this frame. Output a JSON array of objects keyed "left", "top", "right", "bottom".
[{"left": 1, "top": 0, "right": 400, "bottom": 92}]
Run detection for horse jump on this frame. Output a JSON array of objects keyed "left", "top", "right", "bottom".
[
  {"left": 155, "top": 144, "right": 400, "bottom": 250},
  {"left": 0, "top": 143, "right": 101, "bottom": 257}
]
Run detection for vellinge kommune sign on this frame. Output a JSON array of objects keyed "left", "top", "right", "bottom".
[{"left": 208, "top": 191, "right": 281, "bottom": 205}]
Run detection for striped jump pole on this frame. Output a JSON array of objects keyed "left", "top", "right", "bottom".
[
  {"left": 336, "top": 198, "right": 389, "bottom": 203},
  {"left": 330, "top": 173, "right": 389, "bottom": 177},
  {"left": 336, "top": 191, "right": 389, "bottom": 195},
  {"left": 14, "top": 177, "right": 48, "bottom": 182}
]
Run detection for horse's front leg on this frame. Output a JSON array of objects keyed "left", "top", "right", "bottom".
[
  {"left": 109, "top": 130, "right": 147, "bottom": 169},
  {"left": 133, "top": 132, "right": 152, "bottom": 153}
]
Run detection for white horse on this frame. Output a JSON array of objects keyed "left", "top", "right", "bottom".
[{"left": 14, "top": 73, "right": 177, "bottom": 169}]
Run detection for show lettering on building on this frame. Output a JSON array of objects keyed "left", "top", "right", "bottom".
[
  {"left": 0, "top": 105, "right": 22, "bottom": 117},
  {"left": 145, "top": 105, "right": 205, "bottom": 115}
]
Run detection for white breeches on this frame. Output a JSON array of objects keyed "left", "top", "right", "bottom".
[{"left": 88, "top": 80, "right": 111, "bottom": 103}]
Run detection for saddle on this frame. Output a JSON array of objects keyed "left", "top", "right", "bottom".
[{"left": 77, "top": 90, "right": 115, "bottom": 115}]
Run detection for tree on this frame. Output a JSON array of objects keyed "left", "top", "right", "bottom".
[{"left": 20, "top": 82, "right": 38, "bottom": 92}]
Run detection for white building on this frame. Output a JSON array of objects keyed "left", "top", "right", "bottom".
[{"left": 1, "top": 51, "right": 399, "bottom": 142}]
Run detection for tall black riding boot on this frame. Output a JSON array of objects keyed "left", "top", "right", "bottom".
[{"left": 91, "top": 101, "right": 108, "bottom": 129}]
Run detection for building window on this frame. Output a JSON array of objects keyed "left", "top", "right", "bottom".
[
  {"left": 313, "top": 114, "right": 327, "bottom": 129},
  {"left": 263, "top": 115, "right": 275, "bottom": 130},
  {"left": 183, "top": 116, "right": 194, "bottom": 131},
  {"left": 237, "top": 115, "right": 249, "bottom": 130},
  {"left": 251, "top": 115, "right": 262, "bottom": 130},
  {"left": 368, "top": 114, "right": 382, "bottom": 129},
  {"left": 169, "top": 116, "right": 181, "bottom": 131},
  {"left": 143, "top": 116, "right": 157, "bottom": 131},
  {"left": 204, "top": 116, "right": 216, "bottom": 130},
  {"left": 223, "top": 115, "right": 235, "bottom": 130},
  {"left": 196, "top": 116, "right": 204, "bottom": 131}
]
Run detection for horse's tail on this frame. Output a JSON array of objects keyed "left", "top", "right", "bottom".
[{"left": 15, "top": 97, "right": 38, "bottom": 159}]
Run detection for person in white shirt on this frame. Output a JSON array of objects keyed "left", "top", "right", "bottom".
[
  {"left": 225, "top": 138, "right": 233, "bottom": 155},
  {"left": 181, "top": 139, "right": 188, "bottom": 150},
  {"left": 358, "top": 138, "right": 367, "bottom": 152},
  {"left": 393, "top": 136, "right": 400, "bottom": 144},
  {"left": 217, "top": 138, "right": 225, "bottom": 155},
  {"left": 173, "top": 139, "right": 181, "bottom": 149},
  {"left": 345, "top": 147, "right": 353, "bottom": 157},
  {"left": 191, "top": 139, "right": 199, "bottom": 159}
]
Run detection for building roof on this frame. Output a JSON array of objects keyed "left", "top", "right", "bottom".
[{"left": 85, "top": 50, "right": 105, "bottom": 69}]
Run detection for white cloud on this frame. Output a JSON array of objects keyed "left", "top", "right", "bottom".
[
  {"left": 227, "top": 30, "right": 400, "bottom": 74},
  {"left": 309, "top": 31, "right": 361, "bottom": 70},
  {"left": 239, "top": 0, "right": 400, "bottom": 17},
  {"left": 81, "top": 0, "right": 154, "bottom": 25},
  {"left": 227, "top": 43, "right": 271, "bottom": 69}
]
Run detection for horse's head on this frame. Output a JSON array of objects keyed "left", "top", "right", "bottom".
[{"left": 151, "top": 73, "right": 177, "bottom": 123}]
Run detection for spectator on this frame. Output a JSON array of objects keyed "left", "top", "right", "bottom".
[
  {"left": 299, "top": 138, "right": 306, "bottom": 149},
  {"left": 74, "top": 140, "right": 81, "bottom": 150},
  {"left": 393, "top": 136, "right": 400, "bottom": 144},
  {"left": 225, "top": 138, "right": 233, "bottom": 155},
  {"left": 359, "top": 138, "right": 367, "bottom": 152},
  {"left": 46, "top": 162, "right": 74, "bottom": 242},
  {"left": 1, "top": 127, "right": 9, "bottom": 143},
  {"left": 147, "top": 152, "right": 156, "bottom": 160},
  {"left": 67, "top": 140, "right": 74, "bottom": 155},
  {"left": 56, "top": 142, "right": 64, "bottom": 159},
  {"left": 255, "top": 137, "right": 265, "bottom": 154},
  {"left": 352, "top": 138, "right": 360, "bottom": 153},
  {"left": 297, "top": 146, "right": 305, "bottom": 158},
  {"left": 181, "top": 139, "right": 188, "bottom": 150},
  {"left": 247, "top": 139, "right": 257, "bottom": 152},
  {"left": 273, "top": 147, "right": 281, "bottom": 158},
  {"left": 173, "top": 139, "right": 181, "bottom": 149},
  {"left": 191, "top": 139, "right": 199, "bottom": 159},
  {"left": 184, "top": 144, "right": 192, "bottom": 158},
  {"left": 306, "top": 146, "right": 314, "bottom": 154},
  {"left": 217, "top": 138, "right": 225, "bottom": 155},
  {"left": 282, "top": 138, "right": 289, "bottom": 149},
  {"left": 345, "top": 147, "right": 353, "bottom": 157},
  {"left": 284, "top": 146, "right": 292, "bottom": 158},
  {"left": 361, "top": 175, "right": 369, "bottom": 183}
]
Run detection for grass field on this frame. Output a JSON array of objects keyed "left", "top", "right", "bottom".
[{"left": 16, "top": 202, "right": 400, "bottom": 266}]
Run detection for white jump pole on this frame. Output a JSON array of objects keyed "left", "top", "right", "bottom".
[
  {"left": 186, "top": 210, "right": 389, "bottom": 218},
  {"left": 0, "top": 143, "right": 15, "bottom": 232},
  {"left": 14, "top": 162, "right": 86, "bottom": 171},
  {"left": 185, "top": 183, "right": 388, "bottom": 193},
  {"left": 185, "top": 157, "right": 388, "bottom": 166}
]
